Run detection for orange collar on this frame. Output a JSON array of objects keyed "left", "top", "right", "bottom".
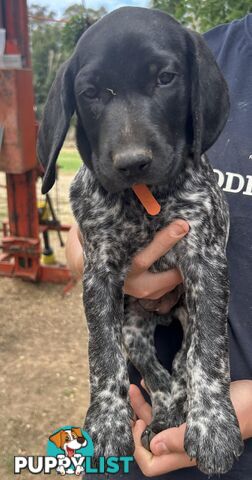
[{"left": 132, "top": 184, "right": 161, "bottom": 216}]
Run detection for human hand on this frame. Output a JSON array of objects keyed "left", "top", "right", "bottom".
[
  {"left": 66, "top": 219, "right": 189, "bottom": 307},
  {"left": 124, "top": 220, "right": 189, "bottom": 314},
  {"left": 130, "top": 383, "right": 194, "bottom": 476},
  {"left": 130, "top": 380, "right": 252, "bottom": 477}
]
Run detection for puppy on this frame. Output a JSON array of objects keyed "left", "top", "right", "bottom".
[{"left": 38, "top": 7, "right": 243, "bottom": 475}]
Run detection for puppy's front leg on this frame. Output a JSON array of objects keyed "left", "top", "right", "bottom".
[
  {"left": 83, "top": 264, "right": 134, "bottom": 459},
  {"left": 181, "top": 255, "right": 243, "bottom": 475}
]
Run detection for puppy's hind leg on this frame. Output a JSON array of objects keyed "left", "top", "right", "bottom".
[
  {"left": 163, "top": 303, "right": 190, "bottom": 428},
  {"left": 123, "top": 297, "right": 173, "bottom": 449}
]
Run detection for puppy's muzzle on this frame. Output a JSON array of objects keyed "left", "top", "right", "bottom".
[{"left": 113, "top": 150, "right": 152, "bottom": 177}]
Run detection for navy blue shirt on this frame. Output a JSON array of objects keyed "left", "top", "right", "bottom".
[
  {"left": 128, "top": 14, "right": 252, "bottom": 480},
  {"left": 205, "top": 15, "right": 252, "bottom": 383}
]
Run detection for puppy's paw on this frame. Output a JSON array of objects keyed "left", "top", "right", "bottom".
[
  {"left": 184, "top": 406, "right": 243, "bottom": 475},
  {"left": 84, "top": 400, "right": 134, "bottom": 460},
  {"left": 141, "top": 396, "right": 187, "bottom": 450},
  {"left": 141, "top": 426, "right": 156, "bottom": 450},
  {"left": 141, "top": 405, "right": 187, "bottom": 451},
  {"left": 141, "top": 417, "right": 170, "bottom": 451}
]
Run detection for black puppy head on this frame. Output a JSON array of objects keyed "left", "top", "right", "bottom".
[{"left": 37, "top": 7, "right": 229, "bottom": 194}]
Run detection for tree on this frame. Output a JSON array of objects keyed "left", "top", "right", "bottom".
[
  {"left": 61, "top": 5, "right": 106, "bottom": 56},
  {"left": 29, "top": 3, "right": 106, "bottom": 117},
  {"left": 151, "top": 0, "right": 252, "bottom": 31},
  {"left": 29, "top": 4, "right": 65, "bottom": 118}
]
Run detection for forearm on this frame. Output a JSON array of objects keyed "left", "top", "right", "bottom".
[{"left": 65, "top": 224, "right": 84, "bottom": 278}]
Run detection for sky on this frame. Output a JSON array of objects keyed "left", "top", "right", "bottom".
[{"left": 28, "top": 0, "right": 149, "bottom": 16}]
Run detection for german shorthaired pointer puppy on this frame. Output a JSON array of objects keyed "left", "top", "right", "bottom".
[{"left": 37, "top": 7, "right": 243, "bottom": 475}]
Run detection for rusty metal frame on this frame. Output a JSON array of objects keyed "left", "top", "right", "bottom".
[{"left": 0, "top": 0, "right": 72, "bottom": 284}]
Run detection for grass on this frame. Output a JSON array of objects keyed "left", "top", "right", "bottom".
[{"left": 58, "top": 148, "right": 82, "bottom": 174}]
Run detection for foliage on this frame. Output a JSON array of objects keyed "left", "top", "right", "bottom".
[
  {"left": 62, "top": 4, "right": 106, "bottom": 55},
  {"left": 29, "top": 3, "right": 105, "bottom": 118},
  {"left": 151, "top": 0, "right": 252, "bottom": 31},
  {"left": 29, "top": 5, "right": 63, "bottom": 118},
  {"left": 30, "top": 0, "right": 251, "bottom": 115}
]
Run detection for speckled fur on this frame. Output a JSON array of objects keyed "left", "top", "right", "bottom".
[
  {"left": 37, "top": 7, "right": 244, "bottom": 474},
  {"left": 70, "top": 154, "right": 243, "bottom": 474}
]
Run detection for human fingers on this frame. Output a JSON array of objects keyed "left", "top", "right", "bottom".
[
  {"left": 130, "top": 220, "right": 189, "bottom": 273},
  {"left": 150, "top": 424, "right": 187, "bottom": 455},
  {"left": 129, "top": 384, "right": 152, "bottom": 424},
  {"left": 133, "top": 420, "right": 195, "bottom": 476},
  {"left": 155, "top": 291, "right": 182, "bottom": 314},
  {"left": 124, "top": 268, "right": 182, "bottom": 299},
  {"left": 139, "top": 380, "right": 252, "bottom": 456},
  {"left": 139, "top": 285, "right": 183, "bottom": 313},
  {"left": 133, "top": 419, "right": 152, "bottom": 463},
  {"left": 143, "top": 269, "right": 183, "bottom": 299}
]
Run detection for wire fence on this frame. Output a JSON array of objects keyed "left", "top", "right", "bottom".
[{"left": 0, "top": 171, "right": 74, "bottom": 232}]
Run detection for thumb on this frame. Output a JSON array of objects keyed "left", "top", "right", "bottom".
[
  {"left": 132, "top": 420, "right": 154, "bottom": 470},
  {"left": 133, "top": 419, "right": 148, "bottom": 449},
  {"left": 150, "top": 424, "right": 186, "bottom": 455}
]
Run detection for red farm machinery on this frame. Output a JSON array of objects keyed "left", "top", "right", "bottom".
[{"left": 0, "top": 0, "right": 72, "bottom": 284}]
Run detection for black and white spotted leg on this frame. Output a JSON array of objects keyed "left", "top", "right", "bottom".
[
  {"left": 83, "top": 267, "right": 134, "bottom": 459},
  {"left": 123, "top": 298, "right": 173, "bottom": 449},
  {"left": 164, "top": 304, "right": 190, "bottom": 428},
  {"left": 181, "top": 255, "right": 243, "bottom": 475}
]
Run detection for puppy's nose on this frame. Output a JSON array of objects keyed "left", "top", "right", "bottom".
[
  {"left": 77, "top": 437, "right": 85, "bottom": 444},
  {"left": 113, "top": 151, "right": 152, "bottom": 176}
]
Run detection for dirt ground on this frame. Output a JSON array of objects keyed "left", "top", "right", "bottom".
[{"left": 0, "top": 172, "right": 90, "bottom": 478}]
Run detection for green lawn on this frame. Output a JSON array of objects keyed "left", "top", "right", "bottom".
[{"left": 58, "top": 148, "right": 82, "bottom": 174}]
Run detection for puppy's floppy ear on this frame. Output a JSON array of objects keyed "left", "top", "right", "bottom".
[
  {"left": 187, "top": 30, "right": 230, "bottom": 161},
  {"left": 37, "top": 58, "right": 76, "bottom": 194}
]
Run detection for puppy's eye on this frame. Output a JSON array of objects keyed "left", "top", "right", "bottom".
[
  {"left": 82, "top": 86, "right": 97, "bottom": 99},
  {"left": 157, "top": 72, "right": 175, "bottom": 85}
]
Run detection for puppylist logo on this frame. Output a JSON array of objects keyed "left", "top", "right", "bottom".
[{"left": 14, "top": 425, "right": 133, "bottom": 476}]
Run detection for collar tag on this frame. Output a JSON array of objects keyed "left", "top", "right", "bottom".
[{"left": 132, "top": 184, "right": 161, "bottom": 216}]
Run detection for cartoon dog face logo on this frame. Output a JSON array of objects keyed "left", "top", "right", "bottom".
[{"left": 49, "top": 427, "right": 87, "bottom": 458}]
